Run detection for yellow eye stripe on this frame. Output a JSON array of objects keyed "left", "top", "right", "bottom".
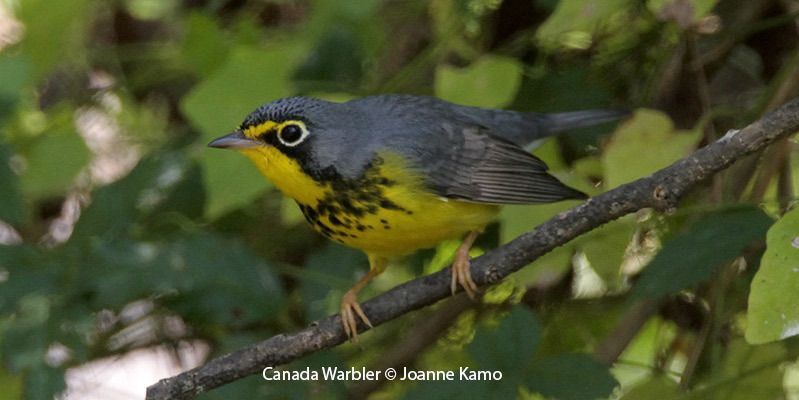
[{"left": 242, "top": 120, "right": 307, "bottom": 140}]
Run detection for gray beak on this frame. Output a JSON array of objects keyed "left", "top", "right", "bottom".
[{"left": 207, "top": 130, "right": 258, "bottom": 149}]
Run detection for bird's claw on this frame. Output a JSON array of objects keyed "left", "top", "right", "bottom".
[
  {"left": 451, "top": 247, "right": 479, "bottom": 299},
  {"left": 341, "top": 290, "right": 372, "bottom": 342}
]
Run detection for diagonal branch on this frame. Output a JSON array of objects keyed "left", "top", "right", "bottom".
[{"left": 146, "top": 98, "right": 799, "bottom": 400}]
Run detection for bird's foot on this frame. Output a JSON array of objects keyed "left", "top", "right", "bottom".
[
  {"left": 451, "top": 244, "right": 479, "bottom": 299},
  {"left": 340, "top": 290, "right": 372, "bottom": 341}
]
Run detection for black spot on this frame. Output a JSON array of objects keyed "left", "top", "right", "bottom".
[
  {"left": 379, "top": 199, "right": 401, "bottom": 210},
  {"left": 376, "top": 177, "right": 394, "bottom": 186},
  {"left": 329, "top": 214, "right": 343, "bottom": 226},
  {"left": 289, "top": 155, "right": 415, "bottom": 240}
]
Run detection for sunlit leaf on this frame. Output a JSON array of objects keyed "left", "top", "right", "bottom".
[
  {"left": 647, "top": 0, "right": 720, "bottom": 25},
  {"left": 577, "top": 218, "right": 635, "bottom": 289},
  {"left": 498, "top": 203, "right": 577, "bottom": 285},
  {"left": 747, "top": 207, "right": 799, "bottom": 344},
  {"left": 619, "top": 375, "right": 681, "bottom": 399},
  {"left": 603, "top": 109, "right": 700, "bottom": 189},
  {"left": 687, "top": 339, "right": 786, "bottom": 400},
  {"left": 435, "top": 55, "right": 523, "bottom": 108},
  {"left": 633, "top": 206, "right": 772, "bottom": 299},
  {"left": 0, "top": 366, "right": 23, "bottom": 400},
  {"left": 537, "top": 0, "right": 634, "bottom": 50},
  {"left": 17, "top": 0, "right": 92, "bottom": 80}
]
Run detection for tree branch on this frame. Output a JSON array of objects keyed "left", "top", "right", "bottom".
[{"left": 146, "top": 98, "right": 799, "bottom": 400}]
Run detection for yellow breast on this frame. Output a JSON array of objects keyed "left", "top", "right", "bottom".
[{"left": 238, "top": 146, "right": 498, "bottom": 257}]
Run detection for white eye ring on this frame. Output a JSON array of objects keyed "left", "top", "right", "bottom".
[{"left": 277, "top": 123, "right": 309, "bottom": 147}]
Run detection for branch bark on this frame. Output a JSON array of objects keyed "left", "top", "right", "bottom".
[{"left": 146, "top": 97, "right": 799, "bottom": 400}]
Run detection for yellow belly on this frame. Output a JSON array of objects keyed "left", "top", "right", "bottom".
[
  {"left": 238, "top": 146, "right": 498, "bottom": 257},
  {"left": 327, "top": 188, "right": 498, "bottom": 257}
]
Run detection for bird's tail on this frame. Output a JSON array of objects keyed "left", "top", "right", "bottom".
[{"left": 542, "top": 109, "right": 630, "bottom": 134}]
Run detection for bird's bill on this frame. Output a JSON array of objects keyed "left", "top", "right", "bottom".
[{"left": 207, "top": 130, "right": 258, "bottom": 149}]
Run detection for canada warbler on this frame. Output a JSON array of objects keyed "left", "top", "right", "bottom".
[{"left": 208, "top": 94, "right": 624, "bottom": 339}]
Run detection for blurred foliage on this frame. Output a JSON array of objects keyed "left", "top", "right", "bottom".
[{"left": 0, "top": 0, "right": 798, "bottom": 399}]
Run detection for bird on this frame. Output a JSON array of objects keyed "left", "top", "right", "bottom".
[{"left": 208, "top": 94, "right": 625, "bottom": 340}]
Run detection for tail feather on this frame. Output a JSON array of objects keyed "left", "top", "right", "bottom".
[{"left": 542, "top": 109, "right": 630, "bottom": 134}]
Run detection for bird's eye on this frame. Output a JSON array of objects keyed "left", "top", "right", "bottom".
[{"left": 277, "top": 123, "right": 308, "bottom": 147}]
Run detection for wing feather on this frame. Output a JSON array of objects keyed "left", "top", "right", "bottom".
[{"left": 423, "top": 126, "right": 586, "bottom": 205}]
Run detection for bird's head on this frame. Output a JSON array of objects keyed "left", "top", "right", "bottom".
[
  {"left": 207, "top": 97, "right": 356, "bottom": 202},
  {"left": 208, "top": 96, "right": 331, "bottom": 155}
]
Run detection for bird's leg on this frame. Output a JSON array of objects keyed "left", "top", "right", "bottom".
[
  {"left": 341, "top": 256, "right": 387, "bottom": 341},
  {"left": 451, "top": 231, "right": 481, "bottom": 299}
]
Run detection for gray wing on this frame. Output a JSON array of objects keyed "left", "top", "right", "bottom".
[
  {"left": 345, "top": 95, "right": 589, "bottom": 204},
  {"left": 407, "top": 124, "right": 587, "bottom": 205}
]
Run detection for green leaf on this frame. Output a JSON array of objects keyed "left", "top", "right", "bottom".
[
  {"left": 182, "top": 44, "right": 307, "bottom": 218},
  {"left": 301, "top": 244, "right": 367, "bottom": 322},
  {"left": 514, "top": 67, "right": 612, "bottom": 113},
  {"left": 469, "top": 307, "right": 541, "bottom": 375},
  {"left": 71, "top": 153, "right": 191, "bottom": 239},
  {"left": 164, "top": 233, "right": 286, "bottom": 326},
  {"left": 1, "top": 294, "right": 51, "bottom": 371},
  {"left": 577, "top": 218, "right": 635, "bottom": 289},
  {"left": 536, "top": 0, "right": 634, "bottom": 50},
  {"left": 293, "top": 27, "right": 364, "bottom": 91},
  {"left": 181, "top": 12, "right": 230, "bottom": 77},
  {"left": 144, "top": 162, "right": 207, "bottom": 226},
  {"left": 24, "top": 365, "right": 65, "bottom": 400},
  {"left": 603, "top": 109, "right": 700, "bottom": 189},
  {"left": 0, "top": 246, "right": 57, "bottom": 314},
  {"left": 0, "top": 55, "right": 28, "bottom": 126},
  {"left": 18, "top": 0, "right": 92, "bottom": 80},
  {"left": 407, "top": 307, "right": 540, "bottom": 399},
  {"left": 747, "top": 207, "right": 799, "bottom": 344},
  {"left": 84, "top": 233, "right": 285, "bottom": 326},
  {"left": 620, "top": 376, "right": 681, "bottom": 399},
  {"left": 526, "top": 353, "right": 618, "bottom": 400},
  {"left": 404, "top": 379, "right": 507, "bottom": 400},
  {"left": 20, "top": 127, "right": 90, "bottom": 200},
  {"left": 647, "top": 0, "right": 720, "bottom": 24},
  {"left": 633, "top": 206, "right": 773, "bottom": 299},
  {"left": 0, "top": 366, "right": 23, "bottom": 400},
  {"left": 435, "top": 55, "right": 523, "bottom": 108},
  {"left": 688, "top": 339, "right": 786, "bottom": 400},
  {"left": 0, "top": 145, "right": 27, "bottom": 226}
]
